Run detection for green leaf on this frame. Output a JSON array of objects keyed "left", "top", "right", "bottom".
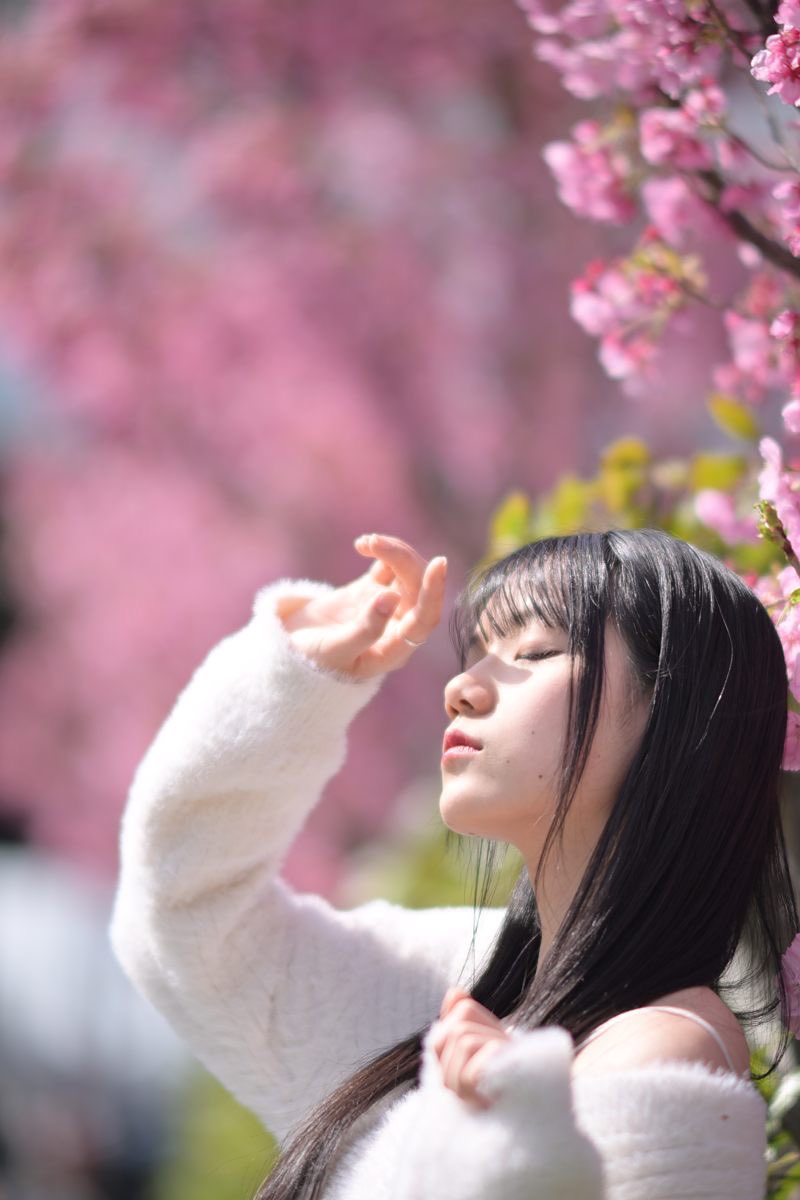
[
  {"left": 650, "top": 458, "right": 691, "bottom": 491},
  {"left": 548, "top": 475, "right": 592, "bottom": 534},
  {"left": 600, "top": 436, "right": 651, "bottom": 470},
  {"left": 598, "top": 463, "right": 646, "bottom": 514},
  {"left": 732, "top": 538, "right": 782, "bottom": 577},
  {"left": 708, "top": 393, "right": 760, "bottom": 442},
  {"left": 589, "top": 437, "right": 649, "bottom": 518},
  {"left": 489, "top": 491, "right": 531, "bottom": 555},
  {"left": 154, "top": 1070, "right": 276, "bottom": 1200},
  {"left": 690, "top": 453, "right": 747, "bottom": 491}
]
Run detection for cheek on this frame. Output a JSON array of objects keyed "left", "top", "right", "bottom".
[
  {"left": 581, "top": 692, "right": 647, "bottom": 804},
  {"left": 522, "top": 693, "right": 570, "bottom": 762}
]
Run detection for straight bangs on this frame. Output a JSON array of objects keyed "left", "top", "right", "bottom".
[{"left": 449, "top": 536, "right": 610, "bottom": 670}]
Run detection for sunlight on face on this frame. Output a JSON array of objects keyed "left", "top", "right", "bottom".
[{"left": 440, "top": 615, "right": 648, "bottom": 871}]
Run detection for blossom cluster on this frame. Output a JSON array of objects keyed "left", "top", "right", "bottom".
[
  {"left": 569, "top": 236, "right": 705, "bottom": 390},
  {"left": 521, "top": 0, "right": 800, "bottom": 769},
  {"left": 543, "top": 116, "right": 637, "bottom": 224},
  {"left": 750, "top": 0, "right": 800, "bottom": 107},
  {"left": 517, "top": 0, "right": 733, "bottom": 102}
]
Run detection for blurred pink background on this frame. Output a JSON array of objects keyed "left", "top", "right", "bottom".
[{"left": 0, "top": 0, "right": 717, "bottom": 897}]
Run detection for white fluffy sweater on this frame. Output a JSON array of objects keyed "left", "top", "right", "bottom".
[{"left": 110, "top": 580, "right": 769, "bottom": 1199}]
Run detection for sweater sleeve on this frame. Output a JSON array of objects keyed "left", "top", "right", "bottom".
[
  {"left": 109, "top": 579, "right": 504, "bottom": 1142},
  {"left": 387, "top": 1028, "right": 767, "bottom": 1200},
  {"left": 572, "top": 1061, "right": 768, "bottom": 1199},
  {"left": 390, "top": 1026, "right": 605, "bottom": 1200}
]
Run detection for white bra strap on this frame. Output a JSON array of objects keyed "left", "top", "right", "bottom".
[{"left": 576, "top": 1005, "right": 739, "bottom": 1074}]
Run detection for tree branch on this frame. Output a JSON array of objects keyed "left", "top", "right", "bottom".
[
  {"left": 706, "top": 0, "right": 769, "bottom": 52},
  {"left": 697, "top": 169, "right": 800, "bottom": 279}
]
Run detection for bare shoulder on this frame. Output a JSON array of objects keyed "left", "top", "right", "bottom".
[{"left": 572, "top": 986, "right": 751, "bottom": 1079}]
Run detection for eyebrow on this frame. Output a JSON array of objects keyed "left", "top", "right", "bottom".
[
  {"left": 466, "top": 631, "right": 484, "bottom": 654},
  {"left": 464, "top": 624, "right": 514, "bottom": 660}
]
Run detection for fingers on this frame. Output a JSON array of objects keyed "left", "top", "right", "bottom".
[
  {"left": 364, "top": 556, "right": 396, "bottom": 587},
  {"left": 354, "top": 534, "right": 428, "bottom": 599},
  {"left": 323, "top": 589, "right": 402, "bottom": 664},
  {"left": 430, "top": 994, "right": 510, "bottom": 1110},
  {"left": 352, "top": 534, "right": 447, "bottom": 667},
  {"left": 399, "top": 555, "right": 447, "bottom": 647},
  {"left": 287, "top": 534, "right": 443, "bottom": 680},
  {"left": 437, "top": 1030, "right": 499, "bottom": 1109},
  {"left": 367, "top": 557, "right": 446, "bottom": 665},
  {"left": 439, "top": 986, "right": 473, "bottom": 1019}
]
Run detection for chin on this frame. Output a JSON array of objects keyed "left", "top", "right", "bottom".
[
  {"left": 438, "top": 793, "right": 473, "bottom": 836},
  {"left": 438, "top": 792, "right": 506, "bottom": 841}
]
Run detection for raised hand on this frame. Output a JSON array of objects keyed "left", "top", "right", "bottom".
[
  {"left": 278, "top": 533, "right": 447, "bottom": 680},
  {"left": 430, "top": 987, "right": 512, "bottom": 1110}
]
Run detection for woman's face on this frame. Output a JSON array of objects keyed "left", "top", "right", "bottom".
[{"left": 440, "top": 609, "right": 648, "bottom": 865}]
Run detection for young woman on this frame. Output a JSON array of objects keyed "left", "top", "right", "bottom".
[{"left": 111, "top": 529, "right": 798, "bottom": 1200}]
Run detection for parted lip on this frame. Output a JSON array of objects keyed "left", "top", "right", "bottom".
[{"left": 442, "top": 729, "right": 483, "bottom": 753}]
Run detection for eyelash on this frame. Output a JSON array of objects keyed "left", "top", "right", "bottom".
[{"left": 516, "top": 650, "right": 559, "bottom": 662}]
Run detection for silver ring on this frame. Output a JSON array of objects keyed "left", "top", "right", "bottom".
[{"left": 403, "top": 636, "right": 426, "bottom": 647}]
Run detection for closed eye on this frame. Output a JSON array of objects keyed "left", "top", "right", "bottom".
[{"left": 515, "top": 650, "right": 561, "bottom": 662}]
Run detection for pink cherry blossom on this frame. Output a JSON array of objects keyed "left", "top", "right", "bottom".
[
  {"left": 516, "top": 0, "right": 611, "bottom": 40},
  {"left": 726, "top": 312, "right": 773, "bottom": 377},
  {"left": 694, "top": 489, "right": 759, "bottom": 544},
  {"left": 570, "top": 260, "right": 644, "bottom": 335},
  {"left": 641, "top": 176, "right": 723, "bottom": 248},
  {"left": 713, "top": 293, "right": 800, "bottom": 403},
  {"left": 719, "top": 311, "right": 788, "bottom": 402},
  {"left": 598, "top": 330, "right": 658, "bottom": 382},
  {"left": 542, "top": 119, "right": 636, "bottom": 223},
  {"left": 770, "top": 309, "right": 800, "bottom": 407},
  {"left": 751, "top": 29, "right": 800, "bottom": 107},
  {"left": 683, "top": 83, "right": 726, "bottom": 123},
  {"left": 783, "top": 714, "right": 800, "bottom": 774},
  {"left": 773, "top": 180, "right": 800, "bottom": 256},
  {"left": 568, "top": 240, "right": 703, "bottom": 394},
  {"left": 535, "top": 36, "right": 633, "bottom": 100},
  {"left": 760, "top": 438, "right": 800, "bottom": 565},
  {"left": 779, "top": 929, "right": 800, "bottom": 1036},
  {"left": 772, "top": 309, "right": 800, "bottom": 340},
  {"left": 529, "top": 0, "right": 726, "bottom": 102},
  {"left": 519, "top": 0, "right": 800, "bottom": 767},
  {"left": 775, "top": 602, "right": 800, "bottom": 701},
  {"left": 639, "top": 107, "right": 714, "bottom": 170},
  {"left": 754, "top": 565, "right": 800, "bottom": 702},
  {"left": 779, "top": 0, "right": 800, "bottom": 30}
]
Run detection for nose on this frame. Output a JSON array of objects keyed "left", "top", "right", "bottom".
[{"left": 443, "top": 666, "right": 495, "bottom": 721}]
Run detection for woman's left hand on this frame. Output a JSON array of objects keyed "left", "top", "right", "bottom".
[{"left": 430, "top": 987, "right": 512, "bottom": 1109}]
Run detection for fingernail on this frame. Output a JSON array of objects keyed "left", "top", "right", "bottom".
[{"left": 376, "top": 594, "right": 396, "bottom": 615}]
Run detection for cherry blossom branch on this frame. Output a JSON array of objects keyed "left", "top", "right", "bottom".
[
  {"left": 705, "top": 0, "right": 771, "bottom": 52},
  {"left": 743, "top": 69, "right": 800, "bottom": 172},
  {"left": 740, "top": 0, "right": 778, "bottom": 39},
  {"left": 725, "top": 126, "right": 796, "bottom": 172},
  {"left": 697, "top": 168, "right": 800, "bottom": 278}
]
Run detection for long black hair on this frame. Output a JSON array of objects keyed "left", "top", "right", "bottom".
[{"left": 255, "top": 529, "right": 799, "bottom": 1200}]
